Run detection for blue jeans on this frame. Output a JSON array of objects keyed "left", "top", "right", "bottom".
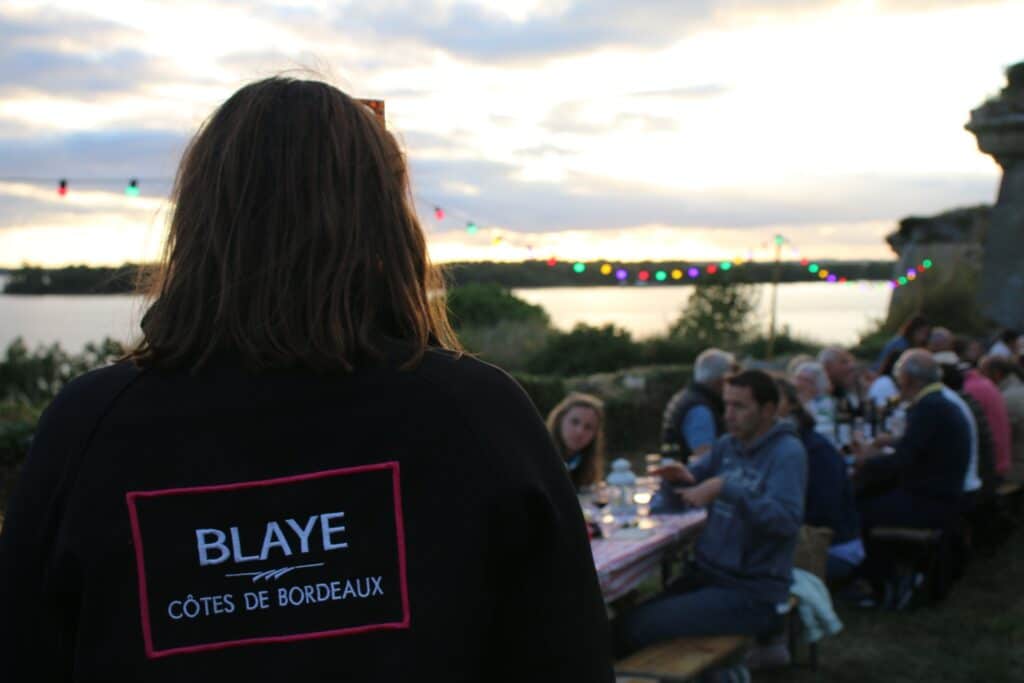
[
  {"left": 614, "top": 571, "right": 783, "bottom": 657},
  {"left": 826, "top": 555, "right": 859, "bottom": 583}
]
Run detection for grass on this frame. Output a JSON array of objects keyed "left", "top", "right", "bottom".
[{"left": 758, "top": 523, "right": 1024, "bottom": 683}]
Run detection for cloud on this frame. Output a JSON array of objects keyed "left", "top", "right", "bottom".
[
  {"left": 0, "top": 8, "right": 187, "bottom": 98},
  {"left": 631, "top": 84, "right": 729, "bottom": 99},
  {"left": 409, "top": 156, "right": 996, "bottom": 232},
  {"left": 329, "top": 0, "right": 836, "bottom": 64},
  {"left": 0, "top": 129, "right": 187, "bottom": 186},
  {"left": 0, "top": 8, "right": 134, "bottom": 52},
  {"left": 541, "top": 101, "right": 679, "bottom": 134},
  {"left": 0, "top": 182, "right": 168, "bottom": 228},
  {"left": 0, "top": 48, "right": 180, "bottom": 98}
]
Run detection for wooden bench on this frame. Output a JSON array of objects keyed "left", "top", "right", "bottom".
[
  {"left": 997, "top": 481, "right": 1023, "bottom": 516},
  {"left": 615, "top": 635, "right": 750, "bottom": 682},
  {"left": 867, "top": 526, "right": 949, "bottom": 606}
]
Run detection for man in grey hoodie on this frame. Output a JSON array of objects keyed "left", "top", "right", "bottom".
[{"left": 615, "top": 369, "right": 807, "bottom": 654}]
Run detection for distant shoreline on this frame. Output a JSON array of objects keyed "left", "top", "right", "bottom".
[{"left": 1, "top": 260, "right": 898, "bottom": 295}]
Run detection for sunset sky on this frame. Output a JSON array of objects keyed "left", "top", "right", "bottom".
[{"left": 0, "top": 0, "right": 1020, "bottom": 267}]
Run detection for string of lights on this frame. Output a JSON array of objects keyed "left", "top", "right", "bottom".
[{"left": 0, "top": 178, "right": 933, "bottom": 290}]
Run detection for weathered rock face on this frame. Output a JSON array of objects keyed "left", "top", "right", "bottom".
[
  {"left": 884, "top": 206, "right": 988, "bottom": 329},
  {"left": 967, "top": 61, "right": 1024, "bottom": 329}
]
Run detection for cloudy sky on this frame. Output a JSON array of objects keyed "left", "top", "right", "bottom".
[{"left": 0, "top": 0, "right": 1020, "bottom": 267}]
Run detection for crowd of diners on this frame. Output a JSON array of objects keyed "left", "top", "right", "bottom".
[{"left": 545, "top": 316, "right": 1024, "bottom": 670}]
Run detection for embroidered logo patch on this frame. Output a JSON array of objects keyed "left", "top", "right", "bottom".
[{"left": 126, "top": 462, "right": 409, "bottom": 658}]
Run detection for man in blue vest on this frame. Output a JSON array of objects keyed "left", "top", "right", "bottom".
[{"left": 660, "top": 348, "right": 736, "bottom": 462}]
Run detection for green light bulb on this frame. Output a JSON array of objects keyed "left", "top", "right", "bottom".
[{"left": 573, "top": 262, "right": 585, "bottom": 274}]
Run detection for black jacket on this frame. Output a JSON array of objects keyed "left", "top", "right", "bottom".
[
  {"left": 863, "top": 388, "right": 970, "bottom": 500},
  {"left": 0, "top": 349, "right": 613, "bottom": 682}
]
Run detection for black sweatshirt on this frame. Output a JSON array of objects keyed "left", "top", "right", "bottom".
[{"left": 0, "top": 348, "right": 613, "bottom": 682}]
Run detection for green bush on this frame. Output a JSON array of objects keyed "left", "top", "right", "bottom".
[
  {"left": 458, "top": 319, "right": 552, "bottom": 372},
  {"left": 741, "top": 328, "right": 820, "bottom": 359},
  {"left": 527, "top": 324, "right": 642, "bottom": 375},
  {"left": 446, "top": 283, "right": 549, "bottom": 330},
  {"left": 668, "top": 282, "right": 759, "bottom": 348},
  {"left": 638, "top": 336, "right": 705, "bottom": 366},
  {"left": 0, "top": 337, "right": 124, "bottom": 403},
  {"left": 511, "top": 373, "right": 568, "bottom": 419}
]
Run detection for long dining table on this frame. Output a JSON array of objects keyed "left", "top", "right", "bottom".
[{"left": 589, "top": 508, "right": 707, "bottom": 602}]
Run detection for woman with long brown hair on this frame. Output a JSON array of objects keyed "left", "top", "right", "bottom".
[
  {"left": 0, "top": 78, "right": 612, "bottom": 682},
  {"left": 546, "top": 393, "right": 606, "bottom": 490}
]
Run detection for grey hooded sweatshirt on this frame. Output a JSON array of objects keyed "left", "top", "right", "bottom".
[{"left": 689, "top": 420, "right": 807, "bottom": 604}]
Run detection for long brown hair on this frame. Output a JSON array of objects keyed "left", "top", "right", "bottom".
[
  {"left": 129, "top": 77, "right": 460, "bottom": 372},
  {"left": 546, "top": 393, "right": 606, "bottom": 489}
]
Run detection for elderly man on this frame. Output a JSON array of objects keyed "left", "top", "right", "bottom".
[
  {"left": 793, "top": 361, "right": 837, "bottom": 446},
  {"left": 617, "top": 370, "right": 806, "bottom": 653},
  {"left": 819, "top": 346, "right": 861, "bottom": 415},
  {"left": 660, "top": 348, "right": 736, "bottom": 462},
  {"left": 854, "top": 350, "right": 970, "bottom": 531},
  {"left": 981, "top": 355, "right": 1024, "bottom": 482},
  {"left": 928, "top": 327, "right": 956, "bottom": 354},
  {"left": 851, "top": 350, "right": 970, "bottom": 606}
]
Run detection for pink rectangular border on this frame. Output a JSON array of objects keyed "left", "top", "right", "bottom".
[{"left": 125, "top": 461, "right": 410, "bottom": 659}]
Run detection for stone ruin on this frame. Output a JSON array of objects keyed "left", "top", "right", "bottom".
[
  {"left": 967, "top": 61, "right": 1024, "bottom": 329},
  {"left": 884, "top": 61, "right": 1024, "bottom": 329}
]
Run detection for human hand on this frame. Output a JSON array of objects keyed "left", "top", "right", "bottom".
[
  {"left": 678, "top": 477, "right": 723, "bottom": 507},
  {"left": 873, "top": 433, "right": 895, "bottom": 448},
  {"left": 650, "top": 462, "right": 695, "bottom": 484}
]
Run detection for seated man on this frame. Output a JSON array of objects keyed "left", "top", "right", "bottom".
[
  {"left": 615, "top": 370, "right": 807, "bottom": 654},
  {"left": 820, "top": 346, "right": 862, "bottom": 417},
  {"left": 793, "top": 361, "right": 838, "bottom": 448},
  {"left": 659, "top": 348, "right": 735, "bottom": 462},
  {"left": 852, "top": 350, "right": 970, "bottom": 599}
]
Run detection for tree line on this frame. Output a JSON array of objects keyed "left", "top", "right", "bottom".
[{"left": 2, "top": 260, "right": 896, "bottom": 294}]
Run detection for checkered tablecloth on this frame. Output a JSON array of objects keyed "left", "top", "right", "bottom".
[{"left": 590, "top": 510, "right": 707, "bottom": 602}]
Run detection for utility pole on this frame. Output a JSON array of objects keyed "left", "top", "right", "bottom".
[{"left": 766, "top": 234, "right": 783, "bottom": 360}]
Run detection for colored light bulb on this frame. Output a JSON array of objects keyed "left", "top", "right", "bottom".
[
  {"left": 57, "top": 179, "right": 67, "bottom": 196},
  {"left": 671, "top": 269, "right": 683, "bottom": 280},
  {"left": 466, "top": 221, "right": 478, "bottom": 234},
  {"left": 615, "top": 269, "right": 628, "bottom": 281},
  {"left": 638, "top": 270, "right": 650, "bottom": 281},
  {"left": 573, "top": 262, "right": 585, "bottom": 274},
  {"left": 687, "top": 267, "right": 699, "bottom": 278},
  {"left": 655, "top": 270, "right": 667, "bottom": 281},
  {"left": 125, "top": 178, "right": 139, "bottom": 197},
  {"left": 434, "top": 206, "right": 445, "bottom": 220}
]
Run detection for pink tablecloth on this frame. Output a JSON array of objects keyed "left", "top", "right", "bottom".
[{"left": 590, "top": 509, "right": 707, "bottom": 602}]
